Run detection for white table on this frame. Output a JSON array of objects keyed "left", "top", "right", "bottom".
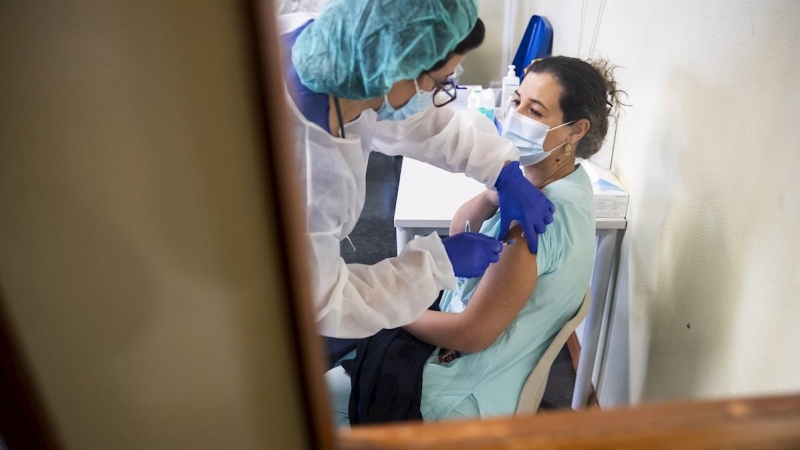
[{"left": 394, "top": 158, "right": 626, "bottom": 409}]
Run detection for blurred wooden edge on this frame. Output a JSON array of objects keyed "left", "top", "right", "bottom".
[
  {"left": 338, "top": 394, "right": 800, "bottom": 450},
  {"left": 247, "top": 1, "right": 334, "bottom": 449},
  {"left": 0, "top": 4, "right": 332, "bottom": 449},
  {"left": 0, "top": 291, "right": 63, "bottom": 450},
  {"left": 567, "top": 332, "right": 600, "bottom": 408}
]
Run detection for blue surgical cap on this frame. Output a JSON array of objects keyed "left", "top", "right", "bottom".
[{"left": 292, "top": 0, "right": 478, "bottom": 99}]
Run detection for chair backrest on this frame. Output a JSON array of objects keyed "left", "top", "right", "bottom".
[
  {"left": 515, "top": 289, "right": 591, "bottom": 415},
  {"left": 511, "top": 15, "right": 553, "bottom": 80}
]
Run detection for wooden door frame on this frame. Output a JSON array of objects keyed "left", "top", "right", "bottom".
[
  {"left": 0, "top": 292, "right": 62, "bottom": 450},
  {"left": 247, "top": 0, "right": 334, "bottom": 448},
  {"left": 338, "top": 394, "right": 800, "bottom": 450},
  {"left": 0, "top": 1, "right": 334, "bottom": 448}
]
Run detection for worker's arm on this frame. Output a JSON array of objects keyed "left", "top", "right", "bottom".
[
  {"left": 371, "top": 107, "right": 519, "bottom": 187},
  {"left": 404, "top": 226, "right": 537, "bottom": 353},
  {"left": 313, "top": 229, "right": 455, "bottom": 339},
  {"left": 448, "top": 190, "right": 500, "bottom": 236}
]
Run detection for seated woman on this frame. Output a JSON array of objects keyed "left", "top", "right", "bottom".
[{"left": 326, "top": 56, "right": 625, "bottom": 424}]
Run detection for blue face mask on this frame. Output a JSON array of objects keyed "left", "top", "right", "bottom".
[
  {"left": 376, "top": 79, "right": 433, "bottom": 121},
  {"left": 501, "top": 108, "right": 573, "bottom": 166}
]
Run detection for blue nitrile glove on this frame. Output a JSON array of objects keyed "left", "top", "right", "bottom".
[
  {"left": 442, "top": 232, "right": 504, "bottom": 278},
  {"left": 494, "top": 161, "right": 555, "bottom": 254}
]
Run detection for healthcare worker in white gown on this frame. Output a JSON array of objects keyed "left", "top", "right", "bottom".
[{"left": 280, "top": 0, "right": 556, "bottom": 338}]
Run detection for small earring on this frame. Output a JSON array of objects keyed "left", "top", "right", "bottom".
[{"left": 565, "top": 143, "right": 572, "bottom": 156}]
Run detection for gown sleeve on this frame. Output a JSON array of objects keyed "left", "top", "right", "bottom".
[
  {"left": 371, "top": 106, "right": 520, "bottom": 188},
  {"left": 314, "top": 228, "right": 456, "bottom": 338}
]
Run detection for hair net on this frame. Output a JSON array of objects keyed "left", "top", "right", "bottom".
[{"left": 292, "top": 0, "right": 478, "bottom": 99}]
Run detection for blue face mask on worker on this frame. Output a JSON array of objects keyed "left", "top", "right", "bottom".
[
  {"left": 501, "top": 108, "right": 573, "bottom": 166},
  {"left": 376, "top": 79, "right": 433, "bottom": 121}
]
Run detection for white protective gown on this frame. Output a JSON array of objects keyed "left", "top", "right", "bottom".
[{"left": 281, "top": 16, "right": 519, "bottom": 338}]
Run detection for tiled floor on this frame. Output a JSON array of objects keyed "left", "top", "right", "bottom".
[{"left": 340, "top": 153, "right": 576, "bottom": 410}]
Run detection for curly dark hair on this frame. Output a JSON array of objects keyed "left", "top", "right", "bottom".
[{"left": 526, "top": 56, "right": 627, "bottom": 158}]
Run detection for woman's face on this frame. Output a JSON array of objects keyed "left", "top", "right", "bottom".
[
  {"left": 384, "top": 53, "right": 466, "bottom": 109},
  {"left": 510, "top": 72, "right": 572, "bottom": 153}
]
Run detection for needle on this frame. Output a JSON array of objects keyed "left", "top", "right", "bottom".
[{"left": 466, "top": 220, "right": 514, "bottom": 246}]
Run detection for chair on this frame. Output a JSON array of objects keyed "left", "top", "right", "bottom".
[
  {"left": 515, "top": 289, "right": 591, "bottom": 415},
  {"left": 511, "top": 15, "right": 553, "bottom": 80}
]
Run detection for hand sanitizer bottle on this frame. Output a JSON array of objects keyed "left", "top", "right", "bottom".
[
  {"left": 501, "top": 65, "right": 520, "bottom": 115},
  {"left": 478, "top": 88, "right": 496, "bottom": 121}
]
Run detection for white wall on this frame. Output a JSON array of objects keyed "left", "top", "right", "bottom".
[
  {"left": 518, "top": 0, "right": 800, "bottom": 406},
  {"left": 459, "top": 0, "right": 506, "bottom": 87},
  {"left": 0, "top": 2, "right": 311, "bottom": 448}
]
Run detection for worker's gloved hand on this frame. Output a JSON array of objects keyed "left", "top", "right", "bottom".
[
  {"left": 442, "top": 232, "right": 504, "bottom": 279},
  {"left": 494, "top": 161, "right": 555, "bottom": 254}
]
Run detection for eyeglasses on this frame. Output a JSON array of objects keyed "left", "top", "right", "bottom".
[{"left": 423, "top": 73, "right": 458, "bottom": 108}]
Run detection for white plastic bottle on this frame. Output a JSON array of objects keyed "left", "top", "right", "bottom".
[
  {"left": 478, "top": 88, "right": 496, "bottom": 121},
  {"left": 467, "top": 87, "right": 482, "bottom": 110},
  {"left": 501, "top": 65, "right": 520, "bottom": 115}
]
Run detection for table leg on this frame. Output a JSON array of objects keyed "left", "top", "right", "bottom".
[
  {"left": 396, "top": 227, "right": 414, "bottom": 256},
  {"left": 572, "top": 228, "right": 621, "bottom": 409}
]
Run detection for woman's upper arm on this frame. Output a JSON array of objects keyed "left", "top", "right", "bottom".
[{"left": 459, "top": 227, "right": 539, "bottom": 351}]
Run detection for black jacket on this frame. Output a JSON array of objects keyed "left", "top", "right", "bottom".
[{"left": 342, "top": 327, "right": 436, "bottom": 425}]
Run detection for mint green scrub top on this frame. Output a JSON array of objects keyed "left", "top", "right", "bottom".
[{"left": 420, "top": 165, "right": 596, "bottom": 420}]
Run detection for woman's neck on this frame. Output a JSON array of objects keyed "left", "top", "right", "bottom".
[
  {"left": 523, "top": 148, "right": 577, "bottom": 189},
  {"left": 328, "top": 95, "right": 383, "bottom": 137}
]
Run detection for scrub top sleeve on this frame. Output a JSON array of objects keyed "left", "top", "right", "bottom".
[
  {"left": 534, "top": 214, "right": 566, "bottom": 277},
  {"left": 315, "top": 230, "right": 456, "bottom": 338},
  {"left": 371, "top": 106, "right": 520, "bottom": 188}
]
